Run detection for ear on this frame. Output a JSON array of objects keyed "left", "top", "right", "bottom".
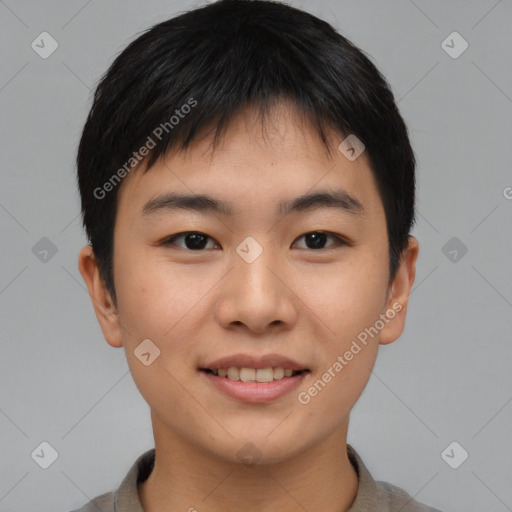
[
  {"left": 78, "top": 245, "right": 124, "bottom": 348},
  {"left": 379, "top": 236, "right": 419, "bottom": 345}
]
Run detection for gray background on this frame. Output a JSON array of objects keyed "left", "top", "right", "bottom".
[{"left": 1, "top": 0, "right": 511, "bottom": 511}]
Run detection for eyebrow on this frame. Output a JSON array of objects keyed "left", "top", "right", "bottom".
[{"left": 141, "top": 189, "right": 364, "bottom": 218}]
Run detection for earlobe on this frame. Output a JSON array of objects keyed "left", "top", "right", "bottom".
[
  {"left": 78, "top": 245, "right": 124, "bottom": 348},
  {"left": 379, "top": 236, "right": 419, "bottom": 345}
]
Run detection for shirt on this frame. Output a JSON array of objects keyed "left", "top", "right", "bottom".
[{"left": 70, "top": 444, "right": 443, "bottom": 512}]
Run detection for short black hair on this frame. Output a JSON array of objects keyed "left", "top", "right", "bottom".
[{"left": 77, "top": 0, "right": 416, "bottom": 305}]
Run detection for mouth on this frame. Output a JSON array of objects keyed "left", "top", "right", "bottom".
[
  {"left": 199, "top": 367, "right": 310, "bottom": 382},
  {"left": 198, "top": 353, "right": 311, "bottom": 403},
  {"left": 199, "top": 366, "right": 311, "bottom": 403}
]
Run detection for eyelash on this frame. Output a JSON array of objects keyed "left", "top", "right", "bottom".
[{"left": 161, "top": 231, "right": 349, "bottom": 251}]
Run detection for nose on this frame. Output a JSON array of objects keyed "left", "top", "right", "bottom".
[{"left": 214, "top": 244, "right": 298, "bottom": 334}]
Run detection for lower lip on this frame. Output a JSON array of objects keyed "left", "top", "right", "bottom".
[{"left": 200, "top": 370, "right": 309, "bottom": 403}]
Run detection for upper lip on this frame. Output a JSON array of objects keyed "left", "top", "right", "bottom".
[{"left": 200, "top": 353, "right": 309, "bottom": 371}]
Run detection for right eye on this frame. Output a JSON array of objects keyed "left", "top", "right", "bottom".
[{"left": 162, "top": 231, "right": 220, "bottom": 251}]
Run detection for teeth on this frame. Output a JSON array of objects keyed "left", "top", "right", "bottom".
[
  {"left": 240, "top": 368, "right": 256, "bottom": 382},
  {"left": 273, "top": 367, "right": 284, "bottom": 379},
  {"left": 227, "top": 367, "right": 239, "bottom": 381},
  {"left": 210, "top": 367, "right": 301, "bottom": 382},
  {"left": 255, "top": 368, "right": 274, "bottom": 383}
]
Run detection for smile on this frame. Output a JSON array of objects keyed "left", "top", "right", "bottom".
[
  {"left": 203, "top": 367, "right": 306, "bottom": 382},
  {"left": 199, "top": 368, "right": 310, "bottom": 403}
]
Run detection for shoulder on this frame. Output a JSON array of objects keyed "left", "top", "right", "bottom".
[
  {"left": 375, "top": 480, "right": 444, "bottom": 512},
  {"left": 346, "top": 444, "right": 444, "bottom": 512},
  {"left": 67, "top": 448, "right": 154, "bottom": 512},
  {"left": 69, "top": 491, "right": 114, "bottom": 512}
]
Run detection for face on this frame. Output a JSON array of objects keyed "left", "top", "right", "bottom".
[{"left": 80, "top": 102, "right": 418, "bottom": 466}]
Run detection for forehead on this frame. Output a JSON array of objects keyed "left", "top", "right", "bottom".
[{"left": 116, "top": 102, "right": 383, "bottom": 221}]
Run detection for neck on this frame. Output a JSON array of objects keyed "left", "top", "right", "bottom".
[{"left": 138, "top": 415, "right": 359, "bottom": 512}]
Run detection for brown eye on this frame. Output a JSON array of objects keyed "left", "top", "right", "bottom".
[
  {"left": 293, "top": 231, "right": 346, "bottom": 250},
  {"left": 164, "top": 232, "right": 219, "bottom": 250}
]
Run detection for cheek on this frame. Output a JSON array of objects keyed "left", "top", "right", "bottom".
[
  {"left": 114, "top": 247, "right": 184, "bottom": 329},
  {"left": 299, "top": 250, "right": 389, "bottom": 337},
  {"left": 114, "top": 252, "right": 205, "bottom": 398},
  {"left": 297, "top": 259, "right": 386, "bottom": 427},
  {"left": 294, "top": 243, "right": 387, "bottom": 406},
  {"left": 300, "top": 342, "right": 377, "bottom": 437},
  {"left": 113, "top": 248, "right": 218, "bottom": 368}
]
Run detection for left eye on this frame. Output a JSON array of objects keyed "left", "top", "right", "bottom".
[
  {"left": 293, "top": 231, "right": 346, "bottom": 250},
  {"left": 163, "top": 231, "right": 346, "bottom": 251}
]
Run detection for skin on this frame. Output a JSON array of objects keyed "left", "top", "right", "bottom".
[{"left": 79, "top": 101, "right": 419, "bottom": 512}]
